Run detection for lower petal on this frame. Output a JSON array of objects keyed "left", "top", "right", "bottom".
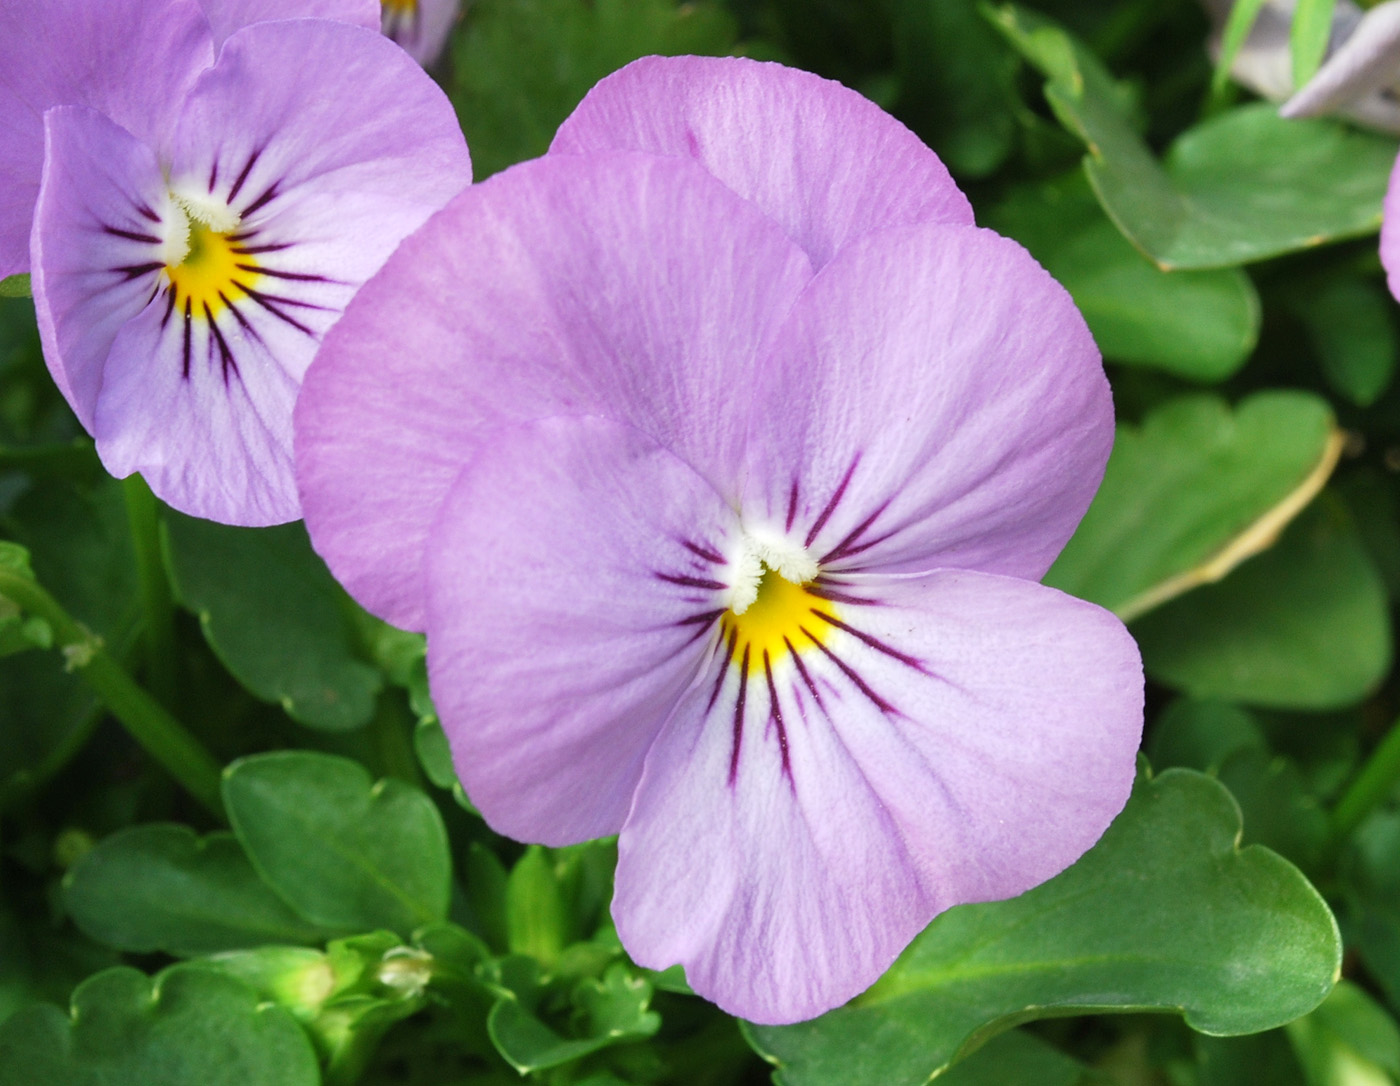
[{"left": 614, "top": 570, "right": 1142, "bottom": 1024}]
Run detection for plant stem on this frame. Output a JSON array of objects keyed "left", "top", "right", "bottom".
[
  {"left": 122, "top": 473, "right": 178, "bottom": 706},
  {"left": 0, "top": 567, "right": 224, "bottom": 819},
  {"left": 1331, "top": 716, "right": 1400, "bottom": 841}
]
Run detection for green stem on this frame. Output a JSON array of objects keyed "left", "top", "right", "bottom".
[
  {"left": 0, "top": 567, "right": 223, "bottom": 819},
  {"left": 122, "top": 474, "right": 178, "bottom": 706},
  {"left": 1331, "top": 716, "right": 1400, "bottom": 841}
]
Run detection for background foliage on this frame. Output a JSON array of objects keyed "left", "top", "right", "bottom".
[{"left": 3, "top": 0, "right": 1400, "bottom": 1083}]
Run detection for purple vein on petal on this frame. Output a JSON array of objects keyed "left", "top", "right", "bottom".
[
  {"left": 705, "top": 626, "right": 739, "bottom": 715},
  {"left": 682, "top": 539, "right": 726, "bottom": 565},
  {"left": 785, "top": 636, "right": 825, "bottom": 713},
  {"left": 728, "top": 643, "right": 751, "bottom": 785},
  {"left": 226, "top": 148, "right": 263, "bottom": 204},
  {"left": 785, "top": 479, "right": 800, "bottom": 533},
  {"left": 810, "top": 610, "right": 925, "bottom": 672},
  {"left": 762, "top": 650, "right": 793, "bottom": 783},
  {"left": 820, "top": 497, "right": 894, "bottom": 564},
  {"left": 804, "top": 455, "right": 859, "bottom": 548},
  {"left": 803, "top": 626, "right": 898, "bottom": 716},
  {"left": 655, "top": 572, "right": 729, "bottom": 591},
  {"left": 102, "top": 225, "right": 161, "bottom": 244}
]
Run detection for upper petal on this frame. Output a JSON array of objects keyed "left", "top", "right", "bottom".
[
  {"left": 615, "top": 569, "right": 1143, "bottom": 1023},
  {"left": 550, "top": 55, "right": 973, "bottom": 268},
  {"left": 168, "top": 19, "right": 470, "bottom": 214},
  {"left": 425, "top": 414, "right": 740, "bottom": 844},
  {"left": 741, "top": 222, "right": 1112, "bottom": 581},
  {"left": 197, "top": 0, "right": 380, "bottom": 47},
  {"left": 296, "top": 151, "right": 812, "bottom": 631},
  {"left": 0, "top": 0, "right": 212, "bottom": 276}
]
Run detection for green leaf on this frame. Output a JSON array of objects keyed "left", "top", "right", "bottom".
[
  {"left": 1146, "top": 698, "right": 1266, "bottom": 774},
  {"left": 62, "top": 824, "right": 328, "bottom": 956},
  {"left": 223, "top": 751, "right": 451, "bottom": 934},
  {"left": 745, "top": 768, "right": 1341, "bottom": 1086},
  {"left": 1133, "top": 495, "right": 1393, "bottom": 710},
  {"left": 0, "top": 275, "right": 29, "bottom": 299},
  {"left": 1342, "top": 813, "right": 1400, "bottom": 1013},
  {"left": 1216, "top": 749, "right": 1330, "bottom": 873},
  {"left": 1291, "top": 0, "right": 1338, "bottom": 89},
  {"left": 574, "top": 963, "right": 661, "bottom": 1042},
  {"left": 0, "top": 965, "right": 319, "bottom": 1086},
  {"left": 1289, "top": 276, "right": 1398, "bottom": 407},
  {"left": 984, "top": 173, "right": 1259, "bottom": 381},
  {"left": 506, "top": 846, "right": 568, "bottom": 965},
  {"left": 1045, "top": 392, "right": 1341, "bottom": 621},
  {"left": 164, "top": 514, "right": 382, "bottom": 731},
  {"left": 936, "top": 1029, "right": 1090, "bottom": 1086},
  {"left": 485, "top": 964, "right": 660, "bottom": 1077},
  {"left": 451, "top": 0, "right": 738, "bottom": 179},
  {"left": 990, "top": 5, "right": 1398, "bottom": 269},
  {"left": 1286, "top": 980, "right": 1400, "bottom": 1086}
]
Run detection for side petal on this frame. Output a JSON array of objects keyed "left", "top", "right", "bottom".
[
  {"left": 615, "top": 570, "right": 1143, "bottom": 1024},
  {"left": 425, "top": 415, "right": 741, "bottom": 844},
  {"left": 550, "top": 55, "right": 973, "bottom": 268},
  {"left": 741, "top": 222, "right": 1112, "bottom": 582},
  {"left": 32, "top": 107, "right": 181, "bottom": 429},
  {"left": 296, "top": 151, "right": 812, "bottom": 631},
  {"left": 0, "top": 0, "right": 211, "bottom": 276},
  {"left": 197, "top": 0, "right": 380, "bottom": 46}
]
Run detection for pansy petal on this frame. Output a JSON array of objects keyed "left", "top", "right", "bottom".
[
  {"left": 381, "top": 0, "right": 461, "bottom": 66},
  {"left": 0, "top": 0, "right": 211, "bottom": 276},
  {"left": 32, "top": 107, "right": 181, "bottom": 428},
  {"left": 1385, "top": 155, "right": 1400, "bottom": 300},
  {"left": 550, "top": 55, "right": 973, "bottom": 267},
  {"left": 1282, "top": 0, "right": 1400, "bottom": 121},
  {"left": 297, "top": 151, "right": 812, "bottom": 631},
  {"left": 615, "top": 570, "right": 1142, "bottom": 1024},
  {"left": 742, "top": 222, "right": 1111, "bottom": 581},
  {"left": 197, "top": 0, "right": 379, "bottom": 47},
  {"left": 92, "top": 292, "right": 302, "bottom": 525},
  {"left": 168, "top": 20, "right": 470, "bottom": 219},
  {"left": 425, "top": 414, "right": 740, "bottom": 843}
]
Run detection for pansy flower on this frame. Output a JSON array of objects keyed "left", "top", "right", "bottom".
[
  {"left": 297, "top": 62, "right": 1143, "bottom": 1024},
  {"left": 380, "top": 0, "right": 461, "bottom": 67},
  {"left": 16, "top": 4, "right": 470, "bottom": 523}
]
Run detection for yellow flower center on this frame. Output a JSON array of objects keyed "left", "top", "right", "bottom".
[
  {"left": 382, "top": 0, "right": 419, "bottom": 13},
  {"left": 165, "top": 222, "right": 260, "bottom": 320},
  {"left": 720, "top": 567, "right": 835, "bottom": 675}
]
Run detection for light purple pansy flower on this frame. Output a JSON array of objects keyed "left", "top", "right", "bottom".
[
  {"left": 0, "top": 0, "right": 380, "bottom": 278},
  {"left": 296, "top": 60, "right": 1143, "bottom": 1023},
  {"left": 20, "top": 4, "right": 470, "bottom": 524},
  {"left": 380, "top": 0, "right": 461, "bottom": 67}
]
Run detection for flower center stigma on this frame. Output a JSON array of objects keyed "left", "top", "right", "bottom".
[
  {"left": 382, "top": 0, "right": 419, "bottom": 15},
  {"left": 720, "top": 533, "right": 833, "bottom": 674},
  {"left": 160, "top": 187, "right": 260, "bottom": 320}
]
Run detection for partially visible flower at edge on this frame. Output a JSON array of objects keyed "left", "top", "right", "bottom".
[
  {"left": 15, "top": 4, "right": 470, "bottom": 524},
  {"left": 381, "top": 0, "right": 461, "bottom": 68},
  {"left": 1202, "top": 0, "right": 1400, "bottom": 131},
  {"left": 296, "top": 58, "right": 1145, "bottom": 1024}
]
